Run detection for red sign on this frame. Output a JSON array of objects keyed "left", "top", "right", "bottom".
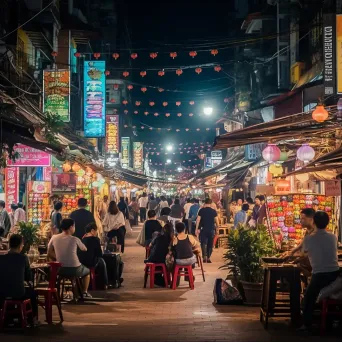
[
  {"left": 5, "top": 167, "right": 19, "bottom": 211},
  {"left": 8, "top": 144, "right": 51, "bottom": 167},
  {"left": 325, "top": 180, "right": 341, "bottom": 196},
  {"left": 105, "top": 115, "right": 119, "bottom": 154},
  {"left": 274, "top": 180, "right": 291, "bottom": 194},
  {"left": 43, "top": 167, "right": 52, "bottom": 181}
]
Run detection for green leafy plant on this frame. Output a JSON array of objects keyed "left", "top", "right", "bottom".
[
  {"left": 41, "top": 111, "right": 65, "bottom": 146},
  {"left": 221, "top": 225, "right": 275, "bottom": 283},
  {"left": 0, "top": 143, "right": 21, "bottom": 168},
  {"left": 17, "top": 221, "right": 40, "bottom": 254}
]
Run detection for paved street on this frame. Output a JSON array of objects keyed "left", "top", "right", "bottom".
[{"left": 2, "top": 225, "right": 341, "bottom": 342}]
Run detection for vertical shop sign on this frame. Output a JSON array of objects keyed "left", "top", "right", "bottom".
[
  {"left": 105, "top": 115, "right": 119, "bottom": 154},
  {"left": 83, "top": 60, "right": 106, "bottom": 137},
  {"left": 337, "top": 15, "right": 342, "bottom": 94},
  {"left": 43, "top": 167, "right": 52, "bottom": 181},
  {"left": 5, "top": 167, "right": 19, "bottom": 211},
  {"left": 323, "top": 13, "right": 335, "bottom": 95},
  {"left": 211, "top": 150, "right": 222, "bottom": 167},
  {"left": 133, "top": 142, "right": 144, "bottom": 173},
  {"left": 43, "top": 70, "right": 70, "bottom": 122},
  {"left": 121, "top": 137, "right": 130, "bottom": 169}
]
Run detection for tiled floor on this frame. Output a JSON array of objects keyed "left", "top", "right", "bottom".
[{"left": 2, "top": 225, "right": 341, "bottom": 341}]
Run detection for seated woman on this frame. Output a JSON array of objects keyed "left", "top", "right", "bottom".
[
  {"left": 147, "top": 223, "right": 174, "bottom": 264},
  {"left": 78, "top": 222, "right": 108, "bottom": 289},
  {"left": 144, "top": 210, "right": 162, "bottom": 246},
  {"left": 172, "top": 222, "right": 200, "bottom": 266}
]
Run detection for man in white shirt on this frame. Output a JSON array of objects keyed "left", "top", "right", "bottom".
[
  {"left": 299, "top": 211, "right": 340, "bottom": 331},
  {"left": 48, "top": 218, "right": 91, "bottom": 298},
  {"left": 14, "top": 202, "right": 26, "bottom": 226},
  {"left": 138, "top": 193, "right": 148, "bottom": 223},
  {"left": 183, "top": 198, "right": 193, "bottom": 233}
]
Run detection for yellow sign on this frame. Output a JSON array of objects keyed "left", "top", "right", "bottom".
[{"left": 337, "top": 15, "right": 342, "bottom": 93}]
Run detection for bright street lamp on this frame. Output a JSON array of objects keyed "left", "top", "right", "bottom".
[
  {"left": 166, "top": 159, "right": 172, "bottom": 164},
  {"left": 193, "top": 170, "right": 198, "bottom": 174},
  {"left": 168, "top": 177, "right": 173, "bottom": 181},
  {"left": 203, "top": 107, "right": 213, "bottom": 115},
  {"left": 166, "top": 144, "right": 173, "bottom": 152},
  {"left": 177, "top": 167, "right": 183, "bottom": 172}
]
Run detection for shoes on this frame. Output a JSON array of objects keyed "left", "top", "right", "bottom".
[
  {"left": 203, "top": 257, "right": 208, "bottom": 263},
  {"left": 207, "top": 259, "right": 212, "bottom": 264},
  {"left": 83, "top": 292, "right": 92, "bottom": 298},
  {"left": 120, "top": 277, "right": 124, "bottom": 284}
]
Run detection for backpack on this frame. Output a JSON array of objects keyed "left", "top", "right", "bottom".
[{"left": 213, "top": 278, "right": 243, "bottom": 305}]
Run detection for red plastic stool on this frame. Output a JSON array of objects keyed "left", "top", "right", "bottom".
[
  {"left": 145, "top": 246, "right": 151, "bottom": 259},
  {"left": 37, "top": 262, "right": 63, "bottom": 324},
  {"left": 320, "top": 298, "right": 342, "bottom": 335},
  {"left": 89, "top": 267, "right": 97, "bottom": 291},
  {"left": 144, "top": 263, "right": 169, "bottom": 288},
  {"left": 0, "top": 299, "right": 33, "bottom": 329},
  {"left": 172, "top": 264, "right": 194, "bottom": 290}
]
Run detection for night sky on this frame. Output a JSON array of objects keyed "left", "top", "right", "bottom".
[{"left": 114, "top": 1, "right": 241, "bottom": 172}]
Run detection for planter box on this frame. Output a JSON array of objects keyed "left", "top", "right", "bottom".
[{"left": 240, "top": 281, "right": 263, "bottom": 305}]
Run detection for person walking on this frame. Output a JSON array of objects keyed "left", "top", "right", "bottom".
[
  {"left": 14, "top": 202, "right": 26, "bottom": 225},
  {"left": 102, "top": 201, "right": 126, "bottom": 253},
  {"left": 188, "top": 199, "right": 200, "bottom": 235},
  {"left": 98, "top": 195, "right": 109, "bottom": 221},
  {"left": 196, "top": 198, "right": 219, "bottom": 263},
  {"left": 138, "top": 193, "right": 148, "bottom": 223},
  {"left": 159, "top": 196, "right": 169, "bottom": 210},
  {"left": 70, "top": 198, "right": 96, "bottom": 240},
  {"left": 129, "top": 197, "right": 140, "bottom": 226},
  {"left": 169, "top": 198, "right": 184, "bottom": 228},
  {"left": 51, "top": 201, "right": 63, "bottom": 235},
  {"left": 233, "top": 203, "right": 249, "bottom": 228},
  {"left": 0, "top": 200, "right": 11, "bottom": 237},
  {"left": 147, "top": 195, "right": 159, "bottom": 213},
  {"left": 118, "top": 197, "right": 129, "bottom": 220}
]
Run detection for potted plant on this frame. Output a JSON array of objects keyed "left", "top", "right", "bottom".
[
  {"left": 221, "top": 225, "right": 275, "bottom": 305},
  {"left": 17, "top": 221, "right": 40, "bottom": 259}
]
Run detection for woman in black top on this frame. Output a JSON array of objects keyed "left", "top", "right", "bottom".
[
  {"left": 51, "top": 201, "right": 63, "bottom": 234},
  {"left": 118, "top": 197, "right": 129, "bottom": 219},
  {"left": 148, "top": 223, "right": 173, "bottom": 263},
  {"left": 144, "top": 210, "right": 162, "bottom": 246}
]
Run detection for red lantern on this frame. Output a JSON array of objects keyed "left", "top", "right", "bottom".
[
  {"left": 124, "top": 109, "right": 128, "bottom": 114},
  {"left": 131, "top": 53, "right": 138, "bottom": 59},
  {"left": 135, "top": 101, "right": 141, "bottom": 106},
  {"left": 105, "top": 70, "right": 110, "bottom": 76},
  {"left": 163, "top": 102, "right": 168, "bottom": 107},
  {"left": 122, "top": 71, "right": 129, "bottom": 77},
  {"left": 149, "top": 101, "right": 155, "bottom": 106},
  {"left": 113, "top": 84, "right": 119, "bottom": 90},
  {"left": 141, "top": 87, "right": 147, "bottom": 93},
  {"left": 144, "top": 111, "right": 149, "bottom": 115},
  {"left": 170, "top": 52, "right": 177, "bottom": 59},
  {"left": 93, "top": 53, "right": 101, "bottom": 59},
  {"left": 165, "top": 113, "right": 170, "bottom": 117},
  {"left": 312, "top": 105, "right": 329, "bottom": 122},
  {"left": 74, "top": 52, "right": 81, "bottom": 58},
  {"left": 189, "top": 113, "right": 194, "bottom": 117},
  {"left": 110, "top": 99, "right": 116, "bottom": 103},
  {"left": 189, "top": 101, "right": 195, "bottom": 105},
  {"left": 112, "top": 53, "right": 120, "bottom": 60},
  {"left": 122, "top": 100, "right": 128, "bottom": 105},
  {"left": 177, "top": 113, "right": 182, "bottom": 117},
  {"left": 150, "top": 52, "right": 158, "bottom": 59},
  {"left": 158, "top": 70, "right": 165, "bottom": 77},
  {"left": 195, "top": 67, "right": 202, "bottom": 74},
  {"left": 158, "top": 88, "right": 164, "bottom": 92},
  {"left": 189, "top": 51, "right": 197, "bottom": 58},
  {"left": 134, "top": 111, "right": 138, "bottom": 114},
  {"left": 140, "top": 70, "right": 147, "bottom": 77},
  {"left": 224, "top": 97, "right": 230, "bottom": 103},
  {"left": 185, "top": 128, "right": 189, "bottom": 131},
  {"left": 51, "top": 51, "right": 58, "bottom": 57},
  {"left": 176, "top": 69, "right": 183, "bottom": 76},
  {"left": 214, "top": 65, "right": 222, "bottom": 72},
  {"left": 141, "top": 126, "right": 145, "bottom": 129},
  {"left": 196, "top": 128, "right": 200, "bottom": 131},
  {"left": 127, "top": 84, "right": 133, "bottom": 90},
  {"left": 211, "top": 49, "right": 218, "bottom": 56},
  {"left": 176, "top": 101, "right": 181, "bottom": 106},
  {"left": 154, "top": 113, "right": 159, "bottom": 117}
]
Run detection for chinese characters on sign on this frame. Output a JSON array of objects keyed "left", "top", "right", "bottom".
[
  {"left": 105, "top": 115, "right": 119, "bottom": 154},
  {"left": 133, "top": 142, "right": 144, "bottom": 173},
  {"left": 121, "top": 137, "right": 130, "bottom": 169},
  {"left": 274, "top": 180, "right": 291, "bottom": 195},
  {"left": 7, "top": 144, "right": 51, "bottom": 167},
  {"left": 5, "top": 167, "right": 19, "bottom": 211},
  {"left": 84, "top": 60, "right": 106, "bottom": 137},
  {"left": 43, "top": 70, "right": 70, "bottom": 122},
  {"left": 245, "top": 143, "right": 267, "bottom": 161}
]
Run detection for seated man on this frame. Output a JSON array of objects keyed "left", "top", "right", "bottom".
[
  {"left": 144, "top": 210, "right": 162, "bottom": 246},
  {"left": 173, "top": 222, "right": 201, "bottom": 266},
  {"left": 78, "top": 222, "right": 109, "bottom": 289},
  {"left": 0, "top": 234, "right": 39, "bottom": 325},
  {"left": 48, "top": 218, "right": 91, "bottom": 298},
  {"left": 299, "top": 211, "right": 340, "bottom": 332}
]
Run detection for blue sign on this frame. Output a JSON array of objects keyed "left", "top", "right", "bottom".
[{"left": 83, "top": 60, "right": 106, "bottom": 137}]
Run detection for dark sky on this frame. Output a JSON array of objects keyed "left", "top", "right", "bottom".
[{"left": 114, "top": 1, "right": 241, "bottom": 170}]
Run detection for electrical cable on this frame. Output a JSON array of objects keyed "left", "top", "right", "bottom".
[{"left": 0, "top": 73, "right": 40, "bottom": 95}]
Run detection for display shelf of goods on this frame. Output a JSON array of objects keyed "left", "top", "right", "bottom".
[
  {"left": 61, "top": 188, "right": 92, "bottom": 215},
  {"left": 266, "top": 194, "right": 334, "bottom": 250},
  {"left": 27, "top": 192, "right": 50, "bottom": 225}
]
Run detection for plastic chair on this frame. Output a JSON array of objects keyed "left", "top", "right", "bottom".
[
  {"left": 144, "top": 263, "right": 169, "bottom": 288},
  {"left": 36, "top": 262, "right": 63, "bottom": 324},
  {"left": 145, "top": 246, "right": 151, "bottom": 259},
  {"left": 0, "top": 299, "right": 33, "bottom": 329},
  {"left": 196, "top": 254, "right": 205, "bottom": 282},
  {"left": 172, "top": 264, "right": 194, "bottom": 290},
  {"left": 89, "top": 267, "right": 97, "bottom": 291},
  {"left": 320, "top": 298, "right": 342, "bottom": 335}
]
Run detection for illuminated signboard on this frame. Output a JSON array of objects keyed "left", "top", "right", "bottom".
[
  {"left": 121, "top": 137, "right": 130, "bottom": 169},
  {"left": 5, "top": 167, "right": 19, "bottom": 211},
  {"left": 83, "top": 60, "right": 106, "bottom": 137},
  {"left": 105, "top": 115, "right": 119, "bottom": 154},
  {"left": 7, "top": 144, "right": 51, "bottom": 167},
  {"left": 43, "top": 70, "right": 70, "bottom": 122},
  {"left": 133, "top": 142, "right": 144, "bottom": 173}
]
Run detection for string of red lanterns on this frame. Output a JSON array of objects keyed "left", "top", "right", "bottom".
[
  {"left": 122, "top": 124, "right": 214, "bottom": 132},
  {"left": 112, "top": 98, "right": 232, "bottom": 105}
]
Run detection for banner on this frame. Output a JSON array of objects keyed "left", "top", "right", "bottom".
[
  {"left": 337, "top": 15, "right": 342, "bottom": 94},
  {"left": 133, "top": 142, "right": 144, "bottom": 173},
  {"left": 84, "top": 60, "right": 106, "bottom": 137},
  {"left": 5, "top": 167, "right": 19, "bottom": 211},
  {"left": 105, "top": 115, "right": 119, "bottom": 154},
  {"left": 322, "top": 14, "right": 335, "bottom": 95},
  {"left": 121, "top": 137, "right": 130, "bottom": 169},
  {"left": 7, "top": 144, "right": 51, "bottom": 167},
  {"left": 51, "top": 172, "right": 77, "bottom": 194},
  {"left": 43, "top": 70, "right": 70, "bottom": 122}
]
